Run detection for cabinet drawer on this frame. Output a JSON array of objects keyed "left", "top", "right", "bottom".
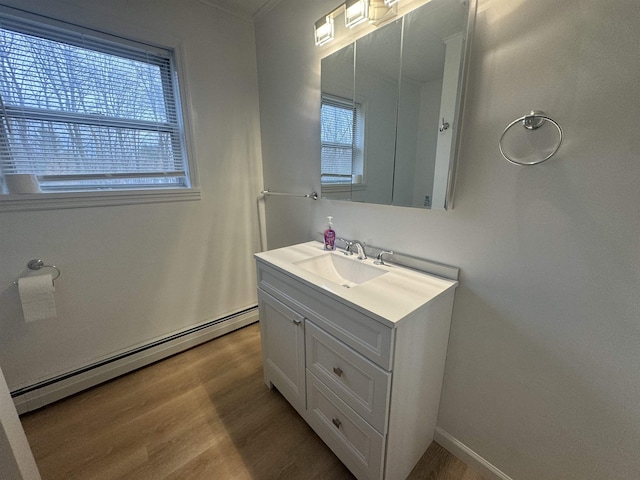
[
  {"left": 257, "top": 261, "right": 394, "bottom": 370},
  {"left": 306, "top": 372, "right": 384, "bottom": 480},
  {"left": 306, "top": 321, "right": 390, "bottom": 434}
]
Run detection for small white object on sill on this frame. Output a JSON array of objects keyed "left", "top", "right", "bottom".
[{"left": 5, "top": 174, "right": 41, "bottom": 194}]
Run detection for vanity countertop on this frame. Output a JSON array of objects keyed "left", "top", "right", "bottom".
[{"left": 255, "top": 241, "right": 458, "bottom": 327}]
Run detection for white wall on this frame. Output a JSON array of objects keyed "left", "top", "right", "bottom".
[
  {"left": 0, "top": 0, "right": 263, "bottom": 392},
  {"left": 255, "top": 1, "right": 640, "bottom": 479}
]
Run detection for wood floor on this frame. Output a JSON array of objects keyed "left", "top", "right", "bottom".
[{"left": 20, "top": 323, "right": 484, "bottom": 480}]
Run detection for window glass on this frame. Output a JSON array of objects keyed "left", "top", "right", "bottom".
[
  {"left": 0, "top": 14, "right": 190, "bottom": 194},
  {"left": 321, "top": 95, "right": 363, "bottom": 185}
]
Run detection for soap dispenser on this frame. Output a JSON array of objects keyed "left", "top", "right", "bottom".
[{"left": 324, "top": 216, "right": 336, "bottom": 251}]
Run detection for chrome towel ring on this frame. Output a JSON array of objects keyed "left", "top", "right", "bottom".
[{"left": 499, "top": 111, "right": 563, "bottom": 166}]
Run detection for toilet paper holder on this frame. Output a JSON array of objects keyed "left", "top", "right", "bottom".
[{"left": 13, "top": 259, "right": 61, "bottom": 286}]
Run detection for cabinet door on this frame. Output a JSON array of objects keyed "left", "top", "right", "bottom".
[{"left": 258, "top": 289, "right": 306, "bottom": 414}]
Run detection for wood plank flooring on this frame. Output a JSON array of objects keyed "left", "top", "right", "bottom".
[{"left": 20, "top": 323, "right": 484, "bottom": 480}]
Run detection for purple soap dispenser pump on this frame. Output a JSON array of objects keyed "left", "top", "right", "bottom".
[{"left": 324, "top": 216, "right": 336, "bottom": 251}]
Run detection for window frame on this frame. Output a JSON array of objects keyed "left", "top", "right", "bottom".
[{"left": 0, "top": 6, "right": 199, "bottom": 212}]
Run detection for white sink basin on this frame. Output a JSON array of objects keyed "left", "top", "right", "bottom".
[
  {"left": 294, "top": 252, "right": 387, "bottom": 288},
  {"left": 256, "top": 242, "right": 459, "bottom": 325}
]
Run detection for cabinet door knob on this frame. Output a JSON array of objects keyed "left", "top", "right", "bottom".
[
  {"left": 332, "top": 418, "right": 342, "bottom": 429},
  {"left": 332, "top": 367, "right": 343, "bottom": 377},
  {"left": 293, "top": 318, "right": 302, "bottom": 326}
]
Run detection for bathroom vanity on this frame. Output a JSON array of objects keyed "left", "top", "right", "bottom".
[{"left": 255, "top": 241, "right": 458, "bottom": 480}]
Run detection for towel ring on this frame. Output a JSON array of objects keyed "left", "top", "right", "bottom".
[
  {"left": 12, "top": 259, "right": 61, "bottom": 286},
  {"left": 499, "top": 111, "right": 563, "bottom": 166}
]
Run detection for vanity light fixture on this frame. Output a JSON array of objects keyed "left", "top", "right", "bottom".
[
  {"left": 314, "top": 4, "right": 346, "bottom": 46},
  {"left": 369, "top": 0, "right": 397, "bottom": 25},
  {"left": 346, "top": 0, "right": 397, "bottom": 29},
  {"left": 345, "top": 0, "right": 370, "bottom": 28},
  {"left": 315, "top": 0, "right": 395, "bottom": 46},
  {"left": 314, "top": 15, "right": 335, "bottom": 46}
]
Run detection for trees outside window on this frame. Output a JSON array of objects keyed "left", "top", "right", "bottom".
[{"left": 0, "top": 14, "right": 191, "bottom": 194}]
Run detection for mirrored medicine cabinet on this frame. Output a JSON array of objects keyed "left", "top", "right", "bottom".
[{"left": 320, "top": 0, "right": 476, "bottom": 209}]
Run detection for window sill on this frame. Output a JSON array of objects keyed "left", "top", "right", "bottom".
[
  {"left": 0, "top": 188, "right": 201, "bottom": 213},
  {"left": 321, "top": 183, "right": 367, "bottom": 194}
]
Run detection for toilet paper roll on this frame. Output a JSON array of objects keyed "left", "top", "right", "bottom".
[
  {"left": 18, "top": 274, "right": 57, "bottom": 322},
  {"left": 5, "top": 174, "right": 41, "bottom": 194}
]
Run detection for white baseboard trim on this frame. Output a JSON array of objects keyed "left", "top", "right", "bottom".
[
  {"left": 13, "top": 308, "right": 258, "bottom": 415},
  {"left": 434, "top": 427, "right": 514, "bottom": 480}
]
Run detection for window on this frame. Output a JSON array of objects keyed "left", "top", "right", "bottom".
[
  {"left": 0, "top": 10, "right": 195, "bottom": 206},
  {"left": 320, "top": 95, "right": 363, "bottom": 185}
]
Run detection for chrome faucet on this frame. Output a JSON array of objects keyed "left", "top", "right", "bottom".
[
  {"left": 353, "top": 241, "right": 367, "bottom": 260},
  {"left": 340, "top": 239, "right": 367, "bottom": 260}
]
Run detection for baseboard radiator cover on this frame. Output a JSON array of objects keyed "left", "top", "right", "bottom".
[
  {"left": 12, "top": 306, "right": 259, "bottom": 414},
  {"left": 434, "top": 426, "right": 514, "bottom": 480}
]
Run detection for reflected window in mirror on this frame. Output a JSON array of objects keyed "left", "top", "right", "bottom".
[{"left": 321, "top": 95, "right": 364, "bottom": 193}]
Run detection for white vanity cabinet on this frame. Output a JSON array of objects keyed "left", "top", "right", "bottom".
[
  {"left": 257, "top": 289, "right": 306, "bottom": 415},
  {"left": 255, "top": 242, "right": 458, "bottom": 480}
]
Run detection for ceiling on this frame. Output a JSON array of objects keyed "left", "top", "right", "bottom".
[{"left": 199, "top": 0, "right": 281, "bottom": 21}]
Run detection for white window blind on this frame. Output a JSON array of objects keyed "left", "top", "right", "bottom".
[
  {"left": 0, "top": 13, "right": 190, "bottom": 193},
  {"left": 321, "top": 95, "right": 361, "bottom": 184}
]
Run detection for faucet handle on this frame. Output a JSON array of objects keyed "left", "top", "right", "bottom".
[
  {"left": 374, "top": 250, "right": 393, "bottom": 265},
  {"left": 339, "top": 238, "right": 354, "bottom": 255}
]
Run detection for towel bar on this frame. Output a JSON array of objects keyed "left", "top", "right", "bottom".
[{"left": 260, "top": 189, "right": 318, "bottom": 200}]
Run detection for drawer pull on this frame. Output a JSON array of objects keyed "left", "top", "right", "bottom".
[
  {"left": 332, "top": 417, "right": 342, "bottom": 429},
  {"left": 332, "top": 367, "right": 343, "bottom": 377}
]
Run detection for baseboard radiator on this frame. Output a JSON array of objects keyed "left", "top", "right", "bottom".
[{"left": 12, "top": 306, "right": 259, "bottom": 414}]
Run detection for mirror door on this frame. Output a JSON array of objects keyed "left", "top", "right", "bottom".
[
  {"left": 393, "top": 0, "right": 468, "bottom": 208},
  {"left": 352, "top": 19, "right": 402, "bottom": 205},
  {"left": 321, "top": 45, "right": 355, "bottom": 200},
  {"left": 320, "top": 0, "right": 475, "bottom": 209}
]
